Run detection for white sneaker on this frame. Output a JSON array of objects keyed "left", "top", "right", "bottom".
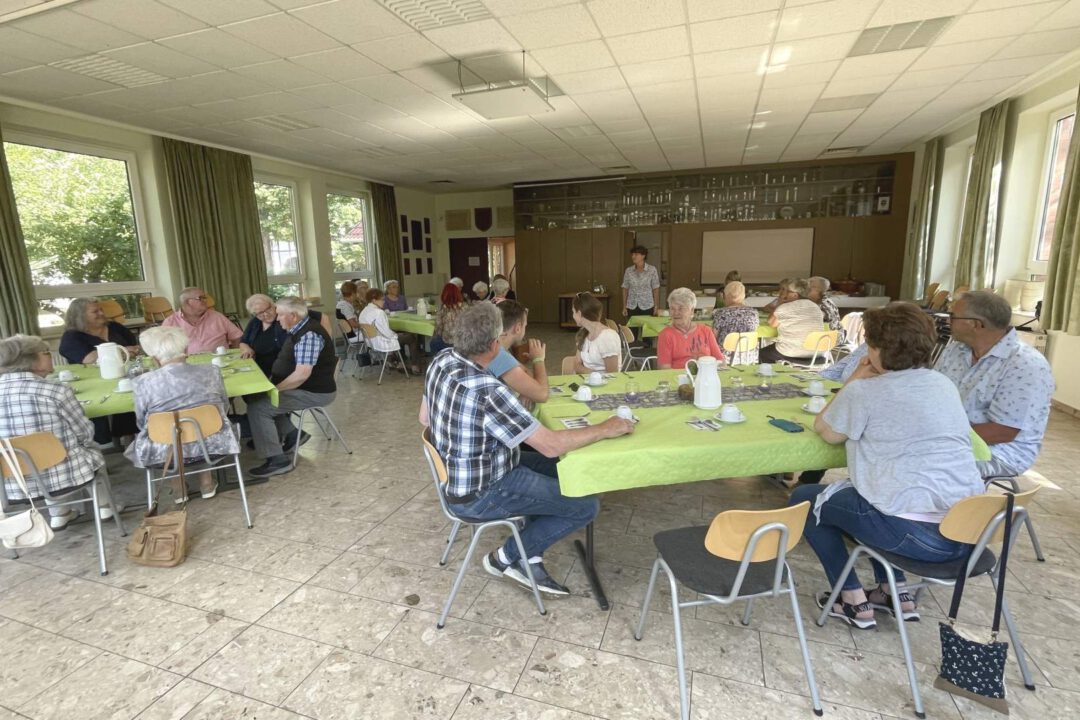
[
  {"left": 98, "top": 507, "right": 114, "bottom": 521},
  {"left": 49, "top": 509, "right": 78, "bottom": 530}
]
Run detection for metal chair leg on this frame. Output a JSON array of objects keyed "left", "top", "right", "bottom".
[
  {"left": 664, "top": 563, "right": 690, "bottom": 720},
  {"left": 398, "top": 350, "right": 409, "bottom": 378},
  {"left": 378, "top": 352, "right": 390, "bottom": 385},
  {"left": 438, "top": 523, "right": 486, "bottom": 629},
  {"left": 314, "top": 408, "right": 352, "bottom": 454},
  {"left": 635, "top": 556, "right": 662, "bottom": 641},
  {"left": 232, "top": 451, "right": 253, "bottom": 530},
  {"left": 441, "top": 520, "right": 462, "bottom": 566},
  {"left": 97, "top": 471, "right": 126, "bottom": 536},
  {"left": 816, "top": 547, "right": 861, "bottom": 627},
  {"left": 879, "top": 559, "right": 925, "bottom": 719},
  {"left": 786, "top": 565, "right": 824, "bottom": 716},
  {"left": 741, "top": 598, "right": 755, "bottom": 626},
  {"left": 997, "top": 583, "right": 1036, "bottom": 690},
  {"left": 509, "top": 522, "right": 546, "bottom": 618},
  {"left": 145, "top": 468, "right": 154, "bottom": 509},
  {"left": 89, "top": 481, "right": 108, "bottom": 576}
]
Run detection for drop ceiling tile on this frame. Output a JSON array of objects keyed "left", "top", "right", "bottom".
[
  {"left": 968, "top": 0, "right": 1060, "bottom": 10},
  {"left": 831, "top": 48, "right": 923, "bottom": 81},
  {"left": 0, "top": 52, "right": 35, "bottom": 75},
  {"left": 946, "top": 75, "right": 1024, "bottom": 103},
  {"left": 822, "top": 74, "right": 895, "bottom": 98},
  {"left": 936, "top": 3, "right": 1061, "bottom": 44},
  {"left": 424, "top": 19, "right": 521, "bottom": 55},
  {"left": 289, "top": 82, "right": 366, "bottom": 106},
  {"left": 776, "top": 0, "right": 877, "bottom": 42},
  {"left": 964, "top": 52, "right": 1067, "bottom": 82},
  {"left": 996, "top": 27, "right": 1080, "bottom": 59},
  {"left": 530, "top": 40, "right": 614, "bottom": 74},
  {"left": 690, "top": 12, "right": 779, "bottom": 53},
  {"left": 695, "top": 46, "right": 770, "bottom": 78},
  {"left": 687, "top": 0, "right": 781, "bottom": 22},
  {"left": 354, "top": 34, "right": 450, "bottom": 71},
  {"left": 0, "top": 65, "right": 119, "bottom": 101},
  {"left": 158, "top": 0, "right": 278, "bottom": 25},
  {"left": 0, "top": 27, "right": 86, "bottom": 64},
  {"left": 14, "top": 9, "right": 146, "bottom": 52},
  {"left": 398, "top": 62, "right": 464, "bottom": 93},
  {"left": 222, "top": 12, "right": 340, "bottom": 56},
  {"left": 1032, "top": 0, "right": 1080, "bottom": 30},
  {"left": 757, "top": 83, "right": 825, "bottom": 110},
  {"left": 771, "top": 31, "right": 859, "bottom": 66},
  {"left": 290, "top": 47, "right": 387, "bottom": 82},
  {"left": 868, "top": 85, "right": 950, "bottom": 110},
  {"left": 501, "top": 5, "right": 601, "bottom": 48},
  {"left": 161, "top": 28, "right": 279, "bottom": 68},
  {"left": 532, "top": 95, "right": 591, "bottom": 127},
  {"left": 890, "top": 64, "right": 975, "bottom": 89},
  {"left": 608, "top": 28, "right": 689, "bottom": 68},
  {"left": 267, "top": 0, "right": 329, "bottom": 8},
  {"left": 625, "top": 58, "right": 697, "bottom": 92},
  {"left": 233, "top": 59, "right": 331, "bottom": 89},
  {"left": 551, "top": 66, "right": 626, "bottom": 94},
  {"left": 291, "top": 0, "right": 412, "bottom": 44},
  {"left": 868, "top": 0, "right": 972, "bottom": 26},
  {"left": 696, "top": 72, "right": 761, "bottom": 99},
  {"left": 586, "top": 0, "right": 685, "bottom": 37},
  {"left": 762, "top": 59, "right": 840, "bottom": 89},
  {"left": 482, "top": 0, "right": 578, "bottom": 17},
  {"left": 102, "top": 42, "right": 219, "bottom": 78},
  {"left": 343, "top": 73, "right": 426, "bottom": 102},
  {"left": 72, "top": 0, "right": 207, "bottom": 41},
  {"left": 572, "top": 88, "right": 642, "bottom": 119},
  {"left": 908, "top": 37, "right": 1011, "bottom": 70}
]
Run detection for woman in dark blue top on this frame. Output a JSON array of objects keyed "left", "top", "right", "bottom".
[{"left": 238, "top": 293, "right": 327, "bottom": 377}]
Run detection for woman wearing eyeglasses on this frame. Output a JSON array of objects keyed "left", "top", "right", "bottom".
[{"left": 239, "top": 294, "right": 331, "bottom": 377}]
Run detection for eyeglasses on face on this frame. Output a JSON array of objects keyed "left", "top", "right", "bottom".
[{"left": 947, "top": 314, "right": 981, "bottom": 323}]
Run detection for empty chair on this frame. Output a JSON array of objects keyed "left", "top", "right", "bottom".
[
  {"left": 141, "top": 296, "right": 174, "bottom": 324},
  {"left": 619, "top": 325, "right": 655, "bottom": 371},
  {"left": 98, "top": 299, "right": 126, "bottom": 323},
  {"left": 722, "top": 331, "right": 758, "bottom": 366},
  {"left": 787, "top": 330, "right": 839, "bottom": 369},
  {"left": 359, "top": 323, "right": 408, "bottom": 385},
  {"left": 928, "top": 289, "right": 950, "bottom": 311},
  {"left": 336, "top": 317, "right": 364, "bottom": 378},
  {"left": 636, "top": 502, "right": 822, "bottom": 720},
  {"left": 604, "top": 318, "right": 619, "bottom": 331},
  {"left": 560, "top": 355, "right": 576, "bottom": 375}
]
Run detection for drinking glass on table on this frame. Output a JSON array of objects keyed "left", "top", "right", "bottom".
[
  {"left": 655, "top": 380, "right": 670, "bottom": 401},
  {"left": 730, "top": 375, "right": 744, "bottom": 390},
  {"left": 625, "top": 380, "right": 640, "bottom": 403}
]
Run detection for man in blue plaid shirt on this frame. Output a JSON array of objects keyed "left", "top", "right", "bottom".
[{"left": 423, "top": 302, "right": 634, "bottom": 595}]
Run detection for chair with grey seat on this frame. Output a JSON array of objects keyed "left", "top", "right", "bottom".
[{"left": 636, "top": 502, "right": 823, "bottom": 720}]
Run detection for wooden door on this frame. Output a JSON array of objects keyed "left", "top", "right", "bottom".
[
  {"left": 515, "top": 230, "right": 542, "bottom": 316},
  {"left": 538, "top": 230, "right": 566, "bottom": 323},
  {"left": 448, "top": 237, "right": 489, "bottom": 299},
  {"left": 592, "top": 228, "right": 625, "bottom": 319},
  {"left": 564, "top": 229, "right": 594, "bottom": 295}
]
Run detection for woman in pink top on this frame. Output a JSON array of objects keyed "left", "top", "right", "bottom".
[{"left": 657, "top": 287, "right": 725, "bottom": 370}]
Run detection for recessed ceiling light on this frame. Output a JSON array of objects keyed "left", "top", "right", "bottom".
[
  {"left": 50, "top": 55, "right": 168, "bottom": 88},
  {"left": 377, "top": 0, "right": 492, "bottom": 32},
  {"left": 811, "top": 94, "right": 880, "bottom": 112}
]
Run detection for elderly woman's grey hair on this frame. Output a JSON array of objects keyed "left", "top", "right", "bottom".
[
  {"left": 723, "top": 281, "right": 746, "bottom": 303},
  {"left": 383, "top": 279, "right": 400, "bottom": 291},
  {"left": 0, "top": 335, "right": 50, "bottom": 375},
  {"left": 64, "top": 297, "right": 101, "bottom": 333},
  {"left": 139, "top": 326, "right": 189, "bottom": 364},
  {"left": 961, "top": 289, "right": 1013, "bottom": 329},
  {"left": 275, "top": 296, "right": 310, "bottom": 319},
  {"left": 473, "top": 280, "right": 489, "bottom": 297},
  {"left": 809, "top": 276, "right": 831, "bottom": 292},
  {"left": 245, "top": 293, "right": 274, "bottom": 315},
  {"left": 491, "top": 278, "right": 510, "bottom": 297},
  {"left": 667, "top": 287, "right": 697, "bottom": 310},
  {"left": 455, "top": 302, "right": 502, "bottom": 357},
  {"left": 790, "top": 279, "right": 812, "bottom": 299}
]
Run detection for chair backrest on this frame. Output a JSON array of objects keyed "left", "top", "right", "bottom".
[
  {"left": 928, "top": 290, "right": 950, "bottom": 311},
  {"left": 722, "top": 331, "right": 757, "bottom": 354},
  {"left": 359, "top": 323, "right": 379, "bottom": 340},
  {"left": 940, "top": 488, "right": 1039, "bottom": 545},
  {"left": 695, "top": 296, "right": 717, "bottom": 311},
  {"left": 705, "top": 502, "right": 810, "bottom": 563},
  {"left": 146, "top": 405, "right": 224, "bottom": 445},
  {"left": 336, "top": 317, "right": 354, "bottom": 339},
  {"left": 0, "top": 432, "right": 67, "bottom": 479},
  {"left": 305, "top": 296, "right": 322, "bottom": 307},
  {"left": 98, "top": 299, "right": 125, "bottom": 323},
  {"left": 604, "top": 318, "right": 618, "bottom": 331},
  {"left": 141, "top": 296, "right": 174, "bottom": 323},
  {"left": 618, "top": 325, "right": 635, "bottom": 345},
  {"left": 839, "top": 312, "right": 864, "bottom": 347},
  {"left": 921, "top": 282, "right": 940, "bottom": 306},
  {"left": 561, "top": 356, "right": 576, "bottom": 374},
  {"left": 421, "top": 429, "right": 459, "bottom": 523},
  {"left": 801, "top": 330, "right": 838, "bottom": 354}
]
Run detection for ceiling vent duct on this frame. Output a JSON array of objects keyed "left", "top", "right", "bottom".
[
  {"left": 50, "top": 55, "right": 168, "bottom": 88},
  {"left": 821, "top": 146, "right": 863, "bottom": 157},
  {"left": 377, "top": 0, "right": 491, "bottom": 32},
  {"left": 848, "top": 16, "right": 954, "bottom": 57},
  {"left": 249, "top": 115, "right": 315, "bottom": 132}
]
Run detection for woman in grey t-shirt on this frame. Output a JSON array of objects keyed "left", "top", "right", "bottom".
[{"left": 790, "top": 302, "right": 984, "bottom": 630}]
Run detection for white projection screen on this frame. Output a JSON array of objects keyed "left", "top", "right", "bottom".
[{"left": 700, "top": 228, "right": 814, "bottom": 285}]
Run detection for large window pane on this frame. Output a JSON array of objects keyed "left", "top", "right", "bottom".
[
  {"left": 328, "top": 192, "right": 370, "bottom": 274},
  {"left": 37, "top": 293, "right": 148, "bottom": 330},
  {"left": 1035, "top": 113, "right": 1075, "bottom": 262},
  {"left": 254, "top": 181, "right": 301, "bottom": 277},
  {"left": 5, "top": 142, "right": 144, "bottom": 286}
]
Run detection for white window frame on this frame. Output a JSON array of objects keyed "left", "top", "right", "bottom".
[
  {"left": 3, "top": 129, "right": 155, "bottom": 304},
  {"left": 327, "top": 188, "right": 377, "bottom": 283},
  {"left": 1028, "top": 105, "right": 1076, "bottom": 273},
  {"left": 254, "top": 175, "right": 305, "bottom": 293}
]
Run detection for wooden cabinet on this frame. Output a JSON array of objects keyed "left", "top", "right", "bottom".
[
  {"left": 514, "top": 229, "right": 542, "bottom": 317},
  {"left": 591, "top": 228, "right": 626, "bottom": 312},
  {"left": 538, "top": 230, "right": 566, "bottom": 323},
  {"left": 563, "top": 229, "right": 594, "bottom": 296}
]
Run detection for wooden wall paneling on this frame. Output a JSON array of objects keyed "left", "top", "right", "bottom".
[
  {"left": 592, "top": 228, "right": 625, "bottom": 317},
  {"left": 539, "top": 229, "right": 566, "bottom": 323},
  {"left": 668, "top": 224, "right": 703, "bottom": 294},
  {"left": 563, "top": 229, "right": 594, "bottom": 294},
  {"left": 851, "top": 215, "right": 906, "bottom": 298},
  {"left": 810, "top": 218, "right": 855, "bottom": 283},
  {"left": 515, "top": 229, "right": 542, "bottom": 316}
]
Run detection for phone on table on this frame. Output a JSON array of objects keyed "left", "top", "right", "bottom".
[{"left": 767, "top": 416, "right": 804, "bottom": 433}]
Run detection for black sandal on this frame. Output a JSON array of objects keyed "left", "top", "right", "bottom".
[
  {"left": 816, "top": 592, "right": 877, "bottom": 629},
  {"left": 865, "top": 586, "right": 920, "bottom": 622}
]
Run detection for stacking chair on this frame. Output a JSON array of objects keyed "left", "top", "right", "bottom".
[
  {"left": 421, "top": 430, "right": 545, "bottom": 628},
  {"left": 560, "top": 356, "right": 576, "bottom": 375},
  {"left": 788, "top": 330, "right": 839, "bottom": 369},
  {"left": 335, "top": 318, "right": 364, "bottom": 377},
  {"left": 141, "top": 296, "right": 174, "bottom": 324},
  {"left": 619, "top": 325, "right": 655, "bottom": 370},
  {"left": 290, "top": 407, "right": 352, "bottom": 468},
  {"left": 986, "top": 474, "right": 1044, "bottom": 561},
  {"left": 722, "top": 331, "right": 758, "bottom": 366},
  {"left": 928, "top": 289, "right": 950, "bottom": 311},
  {"left": 604, "top": 318, "right": 619, "bottom": 331},
  {"left": 919, "top": 282, "right": 940, "bottom": 308},
  {"left": 0, "top": 432, "right": 126, "bottom": 575},
  {"left": 144, "top": 405, "right": 252, "bottom": 529},
  {"left": 359, "top": 323, "right": 408, "bottom": 385},
  {"left": 636, "top": 502, "right": 822, "bottom": 720},
  {"left": 816, "top": 489, "right": 1040, "bottom": 719},
  {"left": 98, "top": 299, "right": 126, "bottom": 323}
]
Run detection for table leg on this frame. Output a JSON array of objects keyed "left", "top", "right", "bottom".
[{"left": 574, "top": 521, "right": 610, "bottom": 611}]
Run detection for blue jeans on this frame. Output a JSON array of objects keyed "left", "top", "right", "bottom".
[
  {"left": 452, "top": 452, "right": 599, "bottom": 564},
  {"left": 790, "top": 484, "right": 968, "bottom": 591}
]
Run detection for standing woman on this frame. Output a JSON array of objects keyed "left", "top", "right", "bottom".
[
  {"left": 382, "top": 280, "right": 408, "bottom": 312},
  {"left": 621, "top": 245, "right": 660, "bottom": 345},
  {"left": 573, "top": 292, "right": 622, "bottom": 373}
]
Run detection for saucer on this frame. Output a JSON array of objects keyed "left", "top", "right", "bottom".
[
  {"left": 755, "top": 371, "right": 776, "bottom": 377},
  {"left": 801, "top": 388, "right": 829, "bottom": 397},
  {"left": 573, "top": 396, "right": 593, "bottom": 402},
  {"left": 115, "top": 387, "right": 134, "bottom": 394},
  {"left": 801, "top": 403, "right": 824, "bottom": 414},
  {"left": 585, "top": 379, "right": 607, "bottom": 387},
  {"left": 714, "top": 412, "right": 747, "bottom": 424}
]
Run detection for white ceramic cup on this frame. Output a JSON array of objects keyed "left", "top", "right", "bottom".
[
  {"left": 758, "top": 363, "right": 774, "bottom": 375},
  {"left": 574, "top": 386, "right": 593, "bottom": 401},
  {"left": 588, "top": 371, "right": 603, "bottom": 385},
  {"left": 808, "top": 395, "right": 827, "bottom": 412},
  {"left": 615, "top": 405, "right": 634, "bottom": 420},
  {"left": 215, "top": 346, "right": 227, "bottom": 355},
  {"left": 676, "top": 373, "right": 690, "bottom": 386},
  {"left": 720, "top": 403, "right": 742, "bottom": 422},
  {"left": 658, "top": 309, "right": 669, "bottom": 317},
  {"left": 425, "top": 313, "right": 433, "bottom": 320},
  {"left": 808, "top": 380, "right": 827, "bottom": 396},
  {"left": 117, "top": 378, "right": 133, "bottom": 392},
  {"left": 212, "top": 356, "right": 227, "bottom": 367},
  {"left": 58, "top": 369, "right": 75, "bottom": 382}
]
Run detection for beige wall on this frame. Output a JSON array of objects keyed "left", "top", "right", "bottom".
[{"left": 394, "top": 186, "right": 438, "bottom": 297}]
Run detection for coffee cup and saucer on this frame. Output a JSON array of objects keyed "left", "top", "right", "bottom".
[
  {"left": 802, "top": 380, "right": 829, "bottom": 397},
  {"left": 755, "top": 363, "right": 775, "bottom": 377},
  {"left": 585, "top": 371, "right": 607, "bottom": 387},
  {"left": 615, "top": 405, "right": 640, "bottom": 424},
  {"left": 116, "top": 378, "right": 134, "bottom": 393},
  {"left": 714, "top": 403, "right": 746, "bottom": 424},
  {"left": 802, "top": 395, "right": 828, "bottom": 414},
  {"left": 574, "top": 386, "right": 594, "bottom": 402},
  {"left": 57, "top": 369, "right": 76, "bottom": 383}
]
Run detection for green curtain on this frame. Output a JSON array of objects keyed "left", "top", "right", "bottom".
[
  {"left": 160, "top": 138, "right": 267, "bottom": 315},
  {"left": 954, "top": 99, "right": 1011, "bottom": 290},
  {"left": 0, "top": 121, "right": 39, "bottom": 337},
  {"left": 1043, "top": 88, "right": 1080, "bottom": 335},
  {"left": 901, "top": 136, "right": 942, "bottom": 300},
  {"left": 370, "top": 182, "right": 403, "bottom": 293}
]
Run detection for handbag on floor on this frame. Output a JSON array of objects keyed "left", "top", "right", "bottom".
[
  {"left": 127, "top": 412, "right": 188, "bottom": 567},
  {"left": 0, "top": 438, "right": 55, "bottom": 549},
  {"left": 934, "top": 492, "right": 1015, "bottom": 715}
]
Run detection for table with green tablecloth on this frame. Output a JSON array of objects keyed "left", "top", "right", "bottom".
[
  {"left": 62, "top": 351, "right": 278, "bottom": 419},
  {"left": 388, "top": 312, "right": 435, "bottom": 337},
  {"left": 626, "top": 314, "right": 778, "bottom": 339}
]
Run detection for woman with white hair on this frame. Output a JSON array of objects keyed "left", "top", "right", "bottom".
[
  {"left": 472, "top": 281, "right": 490, "bottom": 302},
  {"left": 657, "top": 288, "right": 725, "bottom": 370},
  {"left": 490, "top": 277, "right": 511, "bottom": 304},
  {"left": 125, "top": 326, "right": 238, "bottom": 500},
  {"left": 382, "top": 279, "right": 408, "bottom": 312},
  {"left": 712, "top": 281, "right": 759, "bottom": 365},
  {"left": 761, "top": 278, "right": 825, "bottom": 363},
  {"left": 0, "top": 334, "right": 113, "bottom": 529},
  {"left": 239, "top": 293, "right": 332, "bottom": 377}
]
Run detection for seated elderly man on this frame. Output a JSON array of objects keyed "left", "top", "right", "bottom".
[
  {"left": 239, "top": 293, "right": 331, "bottom": 377},
  {"left": 247, "top": 297, "right": 337, "bottom": 478},
  {"left": 422, "top": 302, "right": 634, "bottom": 595},
  {"left": 657, "top": 287, "right": 725, "bottom": 370},
  {"left": 808, "top": 276, "right": 841, "bottom": 332},
  {"left": 162, "top": 287, "right": 242, "bottom": 354},
  {"left": 935, "top": 290, "right": 1054, "bottom": 478},
  {"left": 760, "top": 278, "right": 825, "bottom": 364}
]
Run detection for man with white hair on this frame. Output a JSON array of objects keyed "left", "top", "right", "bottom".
[
  {"left": 808, "top": 276, "right": 841, "bottom": 332},
  {"left": 162, "top": 287, "right": 242, "bottom": 354},
  {"left": 247, "top": 297, "right": 337, "bottom": 478}
]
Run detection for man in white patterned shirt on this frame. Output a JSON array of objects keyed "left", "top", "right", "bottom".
[
  {"left": 422, "top": 302, "right": 633, "bottom": 595},
  {"left": 935, "top": 291, "right": 1054, "bottom": 478}
]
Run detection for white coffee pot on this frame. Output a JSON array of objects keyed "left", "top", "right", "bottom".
[
  {"left": 415, "top": 298, "right": 429, "bottom": 316},
  {"left": 97, "top": 342, "right": 130, "bottom": 380},
  {"left": 686, "top": 356, "right": 723, "bottom": 410}
]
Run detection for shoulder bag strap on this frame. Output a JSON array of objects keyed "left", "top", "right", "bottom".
[
  {"left": 0, "top": 439, "right": 39, "bottom": 512},
  {"left": 988, "top": 492, "right": 1016, "bottom": 637},
  {"left": 171, "top": 411, "right": 188, "bottom": 508}
]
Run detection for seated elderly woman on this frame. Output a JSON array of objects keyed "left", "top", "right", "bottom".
[
  {"left": 760, "top": 278, "right": 825, "bottom": 364},
  {"left": 239, "top": 293, "right": 331, "bottom": 378},
  {"left": 490, "top": 277, "right": 512, "bottom": 304},
  {"left": 125, "top": 326, "right": 239, "bottom": 500},
  {"left": 492, "top": 274, "right": 516, "bottom": 300},
  {"left": 572, "top": 292, "right": 622, "bottom": 373},
  {"left": 0, "top": 335, "right": 113, "bottom": 529},
  {"left": 382, "top": 280, "right": 408, "bottom": 312},
  {"left": 790, "top": 303, "right": 985, "bottom": 628},
  {"left": 657, "top": 287, "right": 725, "bottom": 370},
  {"left": 711, "top": 280, "right": 759, "bottom": 365},
  {"left": 431, "top": 282, "right": 466, "bottom": 354},
  {"left": 358, "top": 288, "right": 423, "bottom": 374},
  {"left": 472, "top": 281, "right": 491, "bottom": 302},
  {"left": 761, "top": 277, "right": 794, "bottom": 314}
]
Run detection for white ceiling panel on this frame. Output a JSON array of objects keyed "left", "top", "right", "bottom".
[
  {"left": 831, "top": 48, "right": 923, "bottom": 82},
  {"left": 353, "top": 34, "right": 449, "bottom": 71},
  {"left": 14, "top": 8, "right": 146, "bottom": 52},
  {"left": 0, "top": 65, "right": 120, "bottom": 100},
  {"left": 776, "top": 0, "right": 877, "bottom": 42},
  {"left": 233, "top": 59, "right": 331, "bottom": 89},
  {"left": 908, "top": 37, "right": 1012, "bottom": 70},
  {"left": 72, "top": 0, "right": 208, "bottom": 40},
  {"left": 530, "top": 40, "right": 614, "bottom": 74},
  {"left": 291, "top": 47, "right": 387, "bottom": 82},
  {"left": 762, "top": 60, "right": 840, "bottom": 89},
  {"left": 695, "top": 46, "right": 769, "bottom": 78},
  {"left": 423, "top": 19, "right": 521, "bottom": 56},
  {"left": 480, "top": 0, "right": 577, "bottom": 18},
  {"left": 157, "top": 0, "right": 278, "bottom": 26},
  {"left": 290, "top": 0, "right": 411, "bottom": 44},
  {"left": 551, "top": 66, "right": 625, "bottom": 94},
  {"left": 622, "top": 56, "right": 694, "bottom": 88},
  {"left": 889, "top": 65, "right": 976, "bottom": 90},
  {"left": 102, "top": 42, "right": 219, "bottom": 78},
  {"left": 936, "top": 3, "right": 1061, "bottom": 44},
  {"left": 0, "top": 27, "right": 85, "bottom": 63},
  {"left": 696, "top": 72, "right": 761, "bottom": 99},
  {"left": 607, "top": 26, "right": 690, "bottom": 65},
  {"left": 773, "top": 31, "right": 860, "bottom": 66},
  {"left": 586, "top": 0, "right": 685, "bottom": 37},
  {"left": 687, "top": 0, "right": 781, "bottom": 23},
  {"left": 821, "top": 74, "right": 896, "bottom": 98},
  {"left": 964, "top": 53, "right": 1067, "bottom": 82},
  {"left": 800, "top": 109, "right": 862, "bottom": 133},
  {"left": 690, "top": 12, "right": 778, "bottom": 53},
  {"left": 967, "top": 0, "right": 1062, "bottom": 11},
  {"left": 0, "top": 52, "right": 35, "bottom": 74},
  {"left": 160, "top": 28, "right": 279, "bottom": 67},
  {"left": 222, "top": 12, "right": 340, "bottom": 56},
  {"left": 1032, "top": 0, "right": 1080, "bottom": 30},
  {"left": 996, "top": 27, "right": 1080, "bottom": 59},
  {"left": 501, "top": 5, "right": 601, "bottom": 48},
  {"left": 868, "top": 0, "right": 973, "bottom": 26}
]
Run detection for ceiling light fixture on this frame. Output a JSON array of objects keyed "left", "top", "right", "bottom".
[
  {"left": 848, "top": 16, "right": 954, "bottom": 57},
  {"left": 452, "top": 51, "right": 554, "bottom": 120},
  {"left": 376, "top": 0, "right": 491, "bottom": 32}
]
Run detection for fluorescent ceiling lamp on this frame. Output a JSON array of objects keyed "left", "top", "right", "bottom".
[{"left": 453, "top": 81, "right": 555, "bottom": 119}]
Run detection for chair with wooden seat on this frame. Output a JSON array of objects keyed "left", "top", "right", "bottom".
[
  {"left": 986, "top": 474, "right": 1044, "bottom": 561},
  {"left": 144, "top": 405, "right": 252, "bottom": 529},
  {"left": 722, "top": 331, "right": 758, "bottom": 366},
  {"left": 928, "top": 289, "right": 950, "bottom": 311},
  {"left": 619, "top": 325, "right": 655, "bottom": 370},
  {"left": 421, "top": 429, "right": 545, "bottom": 629},
  {"left": 604, "top": 318, "right": 618, "bottom": 331},
  {"left": 816, "top": 489, "right": 1040, "bottom": 719},
  {"left": 0, "top": 432, "right": 126, "bottom": 575},
  {"left": 141, "top": 296, "right": 174, "bottom": 324},
  {"left": 787, "top": 330, "right": 839, "bottom": 369},
  {"left": 98, "top": 299, "right": 126, "bottom": 323},
  {"left": 335, "top": 317, "right": 364, "bottom": 378},
  {"left": 304, "top": 296, "right": 322, "bottom": 308},
  {"left": 359, "top": 323, "right": 407, "bottom": 384},
  {"left": 919, "top": 282, "right": 940, "bottom": 308},
  {"left": 560, "top": 355, "right": 576, "bottom": 375},
  {"left": 636, "top": 502, "right": 823, "bottom": 720}
]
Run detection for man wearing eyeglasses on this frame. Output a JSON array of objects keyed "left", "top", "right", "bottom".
[
  {"left": 162, "top": 287, "right": 242, "bottom": 354},
  {"left": 935, "top": 290, "right": 1054, "bottom": 478}
]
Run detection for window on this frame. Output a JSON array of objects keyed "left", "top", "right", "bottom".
[
  {"left": 254, "top": 180, "right": 304, "bottom": 295},
  {"left": 4, "top": 137, "right": 150, "bottom": 329},
  {"left": 327, "top": 191, "right": 375, "bottom": 279},
  {"left": 1033, "top": 111, "right": 1075, "bottom": 263}
]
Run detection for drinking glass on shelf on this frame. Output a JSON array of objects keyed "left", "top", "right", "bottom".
[{"left": 625, "top": 380, "right": 640, "bottom": 403}]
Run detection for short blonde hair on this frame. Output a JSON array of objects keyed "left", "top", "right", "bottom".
[
  {"left": 276, "top": 296, "right": 309, "bottom": 318},
  {"left": 724, "top": 281, "right": 746, "bottom": 303},
  {"left": 140, "top": 326, "right": 189, "bottom": 363},
  {"left": 667, "top": 287, "right": 696, "bottom": 310},
  {"left": 245, "top": 293, "right": 273, "bottom": 314},
  {"left": 0, "top": 335, "right": 49, "bottom": 375}
]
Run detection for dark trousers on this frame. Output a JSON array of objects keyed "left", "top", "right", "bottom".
[
  {"left": 758, "top": 344, "right": 812, "bottom": 364},
  {"left": 627, "top": 306, "right": 655, "bottom": 346}
]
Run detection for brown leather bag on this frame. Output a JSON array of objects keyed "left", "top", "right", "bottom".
[{"left": 127, "top": 411, "right": 188, "bottom": 567}]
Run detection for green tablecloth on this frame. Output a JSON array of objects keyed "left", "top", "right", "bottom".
[
  {"left": 537, "top": 368, "right": 991, "bottom": 497},
  {"left": 626, "top": 314, "right": 777, "bottom": 339},
  {"left": 389, "top": 313, "right": 435, "bottom": 337},
  {"left": 61, "top": 351, "right": 278, "bottom": 419}
]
